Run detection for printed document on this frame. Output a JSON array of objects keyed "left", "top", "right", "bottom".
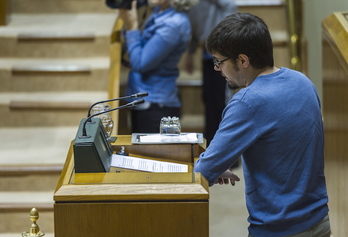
[{"left": 111, "top": 154, "right": 188, "bottom": 173}]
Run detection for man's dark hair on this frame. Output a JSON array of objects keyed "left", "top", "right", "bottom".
[{"left": 206, "top": 13, "right": 274, "bottom": 68}]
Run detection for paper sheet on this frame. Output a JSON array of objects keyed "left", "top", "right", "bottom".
[
  {"left": 139, "top": 133, "right": 198, "bottom": 143},
  {"left": 111, "top": 154, "right": 188, "bottom": 173}
]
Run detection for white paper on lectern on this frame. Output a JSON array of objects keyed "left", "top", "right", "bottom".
[
  {"left": 139, "top": 133, "right": 198, "bottom": 143},
  {"left": 111, "top": 154, "right": 188, "bottom": 173}
]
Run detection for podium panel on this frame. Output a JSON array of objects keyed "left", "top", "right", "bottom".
[
  {"left": 55, "top": 202, "right": 208, "bottom": 236},
  {"left": 54, "top": 135, "right": 209, "bottom": 237}
]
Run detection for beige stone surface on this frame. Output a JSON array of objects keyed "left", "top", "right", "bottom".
[{"left": 0, "top": 126, "right": 77, "bottom": 165}]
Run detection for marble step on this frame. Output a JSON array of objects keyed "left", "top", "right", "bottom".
[
  {"left": 0, "top": 167, "right": 58, "bottom": 234},
  {"left": 239, "top": 3, "right": 287, "bottom": 33},
  {"left": 0, "top": 126, "right": 77, "bottom": 165},
  {"left": 11, "top": 0, "right": 113, "bottom": 14},
  {"left": 0, "top": 165, "right": 61, "bottom": 192},
  {"left": 0, "top": 91, "right": 107, "bottom": 127},
  {"left": 10, "top": 0, "right": 284, "bottom": 14},
  {"left": 0, "top": 57, "right": 111, "bottom": 92},
  {"left": 0, "top": 13, "right": 117, "bottom": 58},
  {"left": 0, "top": 191, "right": 54, "bottom": 233}
]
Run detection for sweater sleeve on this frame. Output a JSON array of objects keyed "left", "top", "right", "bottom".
[{"left": 194, "top": 99, "right": 258, "bottom": 186}]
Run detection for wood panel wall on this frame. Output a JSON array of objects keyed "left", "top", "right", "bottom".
[{"left": 322, "top": 12, "right": 348, "bottom": 237}]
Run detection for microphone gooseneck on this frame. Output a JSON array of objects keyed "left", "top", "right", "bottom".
[
  {"left": 81, "top": 99, "right": 145, "bottom": 138},
  {"left": 87, "top": 92, "right": 148, "bottom": 117}
]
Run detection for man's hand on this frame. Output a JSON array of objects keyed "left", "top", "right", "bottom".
[{"left": 215, "top": 169, "right": 240, "bottom": 186}]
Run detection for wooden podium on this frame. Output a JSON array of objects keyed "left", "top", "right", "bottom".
[{"left": 54, "top": 135, "right": 209, "bottom": 237}]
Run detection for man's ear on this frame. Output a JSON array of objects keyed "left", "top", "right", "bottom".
[{"left": 238, "top": 54, "right": 250, "bottom": 67}]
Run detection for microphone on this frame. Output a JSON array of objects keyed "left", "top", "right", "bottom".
[
  {"left": 87, "top": 92, "right": 148, "bottom": 117},
  {"left": 81, "top": 99, "right": 145, "bottom": 138}
]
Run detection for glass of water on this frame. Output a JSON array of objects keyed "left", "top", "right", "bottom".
[
  {"left": 91, "top": 103, "right": 114, "bottom": 139},
  {"left": 160, "top": 116, "right": 181, "bottom": 142}
]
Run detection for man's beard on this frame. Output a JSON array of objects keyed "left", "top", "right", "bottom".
[
  {"left": 226, "top": 63, "right": 242, "bottom": 90},
  {"left": 227, "top": 83, "right": 240, "bottom": 90}
]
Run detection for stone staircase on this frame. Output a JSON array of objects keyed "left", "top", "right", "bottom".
[
  {"left": 0, "top": 0, "right": 118, "bottom": 235},
  {"left": 0, "top": 0, "right": 293, "bottom": 236}
]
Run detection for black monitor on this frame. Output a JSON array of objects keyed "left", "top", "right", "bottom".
[{"left": 73, "top": 118, "right": 113, "bottom": 173}]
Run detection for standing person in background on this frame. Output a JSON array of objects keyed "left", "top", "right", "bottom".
[
  {"left": 194, "top": 13, "right": 330, "bottom": 236},
  {"left": 118, "top": 0, "right": 198, "bottom": 133},
  {"left": 185, "top": 0, "right": 238, "bottom": 145}
]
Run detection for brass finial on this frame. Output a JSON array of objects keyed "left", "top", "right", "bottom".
[{"left": 22, "top": 208, "right": 45, "bottom": 237}]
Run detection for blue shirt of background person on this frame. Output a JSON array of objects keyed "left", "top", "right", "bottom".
[{"left": 124, "top": 6, "right": 191, "bottom": 107}]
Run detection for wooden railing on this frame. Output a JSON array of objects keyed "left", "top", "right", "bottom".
[
  {"left": 285, "top": 0, "right": 305, "bottom": 72},
  {"left": 108, "top": 16, "right": 123, "bottom": 135},
  {"left": 322, "top": 11, "right": 348, "bottom": 237},
  {"left": 0, "top": 0, "right": 9, "bottom": 26}
]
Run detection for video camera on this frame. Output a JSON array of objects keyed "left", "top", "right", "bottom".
[{"left": 106, "top": 0, "right": 147, "bottom": 9}]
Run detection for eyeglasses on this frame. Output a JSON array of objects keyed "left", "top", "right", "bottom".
[{"left": 213, "top": 57, "right": 230, "bottom": 69}]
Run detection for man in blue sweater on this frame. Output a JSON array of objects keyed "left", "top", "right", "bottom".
[{"left": 194, "top": 13, "right": 331, "bottom": 237}]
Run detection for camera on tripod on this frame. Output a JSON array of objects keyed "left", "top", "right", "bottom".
[{"left": 106, "top": 0, "right": 147, "bottom": 9}]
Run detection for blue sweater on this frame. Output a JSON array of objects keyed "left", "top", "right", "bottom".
[
  {"left": 125, "top": 7, "right": 191, "bottom": 107},
  {"left": 194, "top": 68, "right": 329, "bottom": 236}
]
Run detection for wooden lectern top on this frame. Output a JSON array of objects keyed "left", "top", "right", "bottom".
[{"left": 54, "top": 135, "right": 209, "bottom": 202}]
